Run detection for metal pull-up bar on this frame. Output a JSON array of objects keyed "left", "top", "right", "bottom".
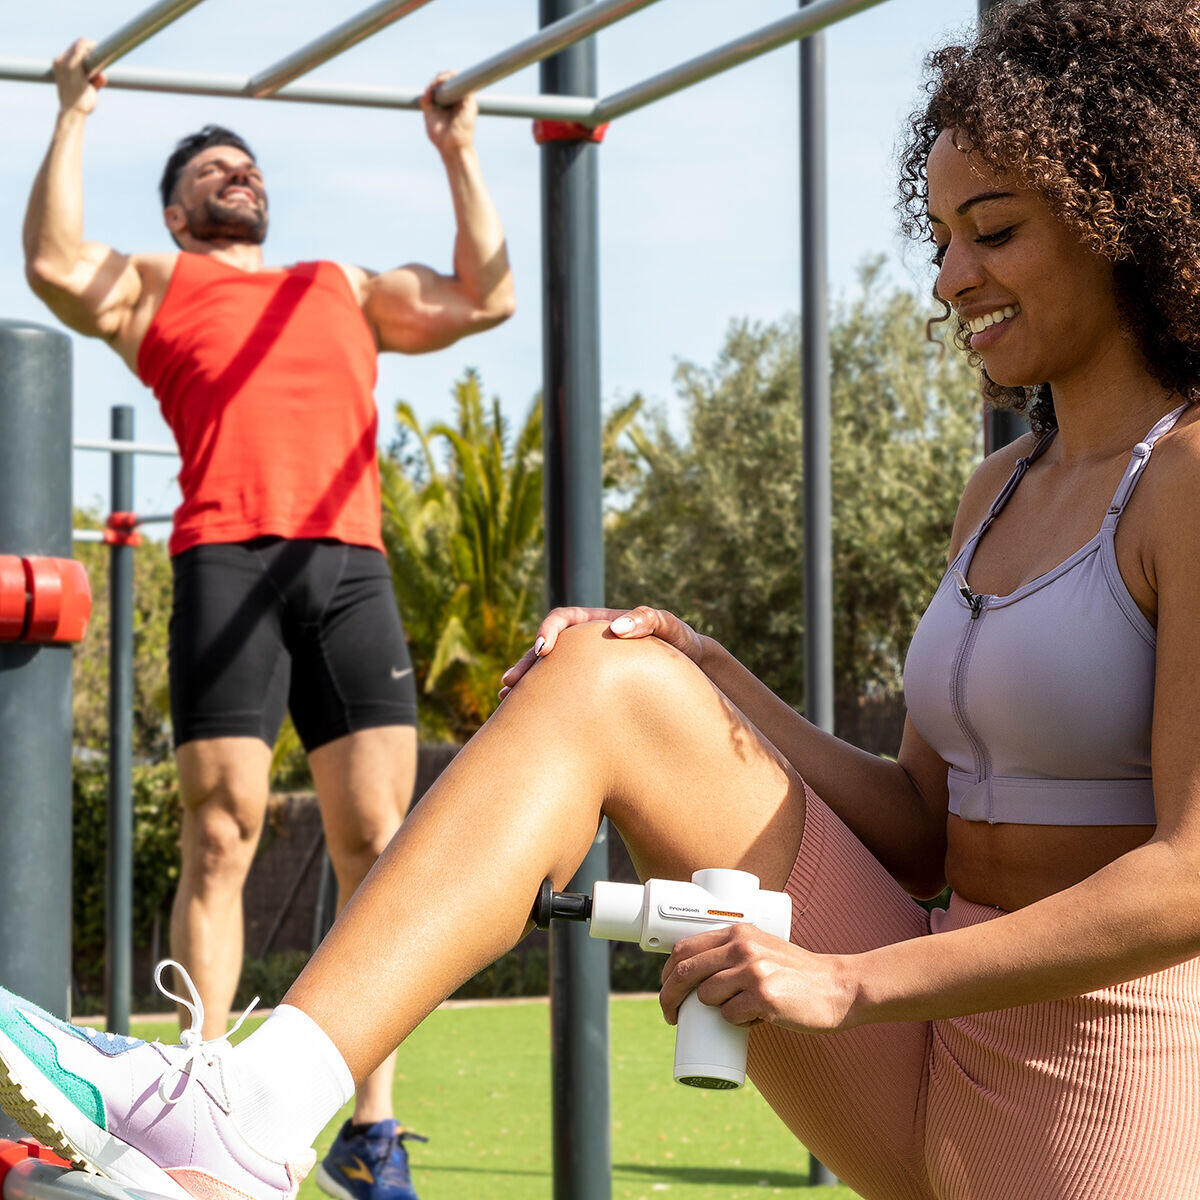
[
  {"left": 432, "top": 0, "right": 661, "bottom": 108},
  {"left": 247, "top": 0, "right": 436, "bottom": 98},
  {"left": 593, "top": 0, "right": 889, "bottom": 123},
  {"left": 82, "top": 0, "right": 207, "bottom": 76},
  {"left": 0, "top": 60, "right": 596, "bottom": 121},
  {"left": 3, "top": 0, "right": 892, "bottom": 127}
]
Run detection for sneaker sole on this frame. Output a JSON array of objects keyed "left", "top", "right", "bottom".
[
  {"left": 314, "top": 1164, "right": 361, "bottom": 1200},
  {"left": 0, "top": 1027, "right": 191, "bottom": 1200}
]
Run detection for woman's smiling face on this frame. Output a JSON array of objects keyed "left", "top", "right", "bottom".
[{"left": 927, "top": 128, "right": 1121, "bottom": 390}]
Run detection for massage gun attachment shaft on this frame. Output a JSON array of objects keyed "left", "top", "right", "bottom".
[{"left": 533, "top": 877, "right": 592, "bottom": 929}]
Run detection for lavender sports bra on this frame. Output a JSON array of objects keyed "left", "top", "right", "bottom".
[{"left": 904, "top": 404, "right": 1189, "bottom": 826}]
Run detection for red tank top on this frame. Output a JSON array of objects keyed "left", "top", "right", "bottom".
[{"left": 137, "top": 254, "right": 383, "bottom": 555}]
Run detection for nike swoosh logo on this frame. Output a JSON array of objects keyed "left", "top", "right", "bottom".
[
  {"left": 391, "top": 667, "right": 412, "bottom": 680},
  {"left": 341, "top": 1157, "right": 375, "bottom": 1184}
]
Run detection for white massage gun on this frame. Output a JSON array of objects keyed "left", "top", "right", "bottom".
[{"left": 533, "top": 868, "right": 792, "bottom": 1089}]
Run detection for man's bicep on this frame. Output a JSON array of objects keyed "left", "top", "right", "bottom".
[
  {"left": 362, "top": 263, "right": 489, "bottom": 354},
  {"left": 28, "top": 241, "right": 143, "bottom": 342}
]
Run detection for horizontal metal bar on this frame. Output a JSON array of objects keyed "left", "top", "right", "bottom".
[
  {"left": 592, "top": 0, "right": 892, "bottom": 124},
  {"left": 84, "top": 0, "right": 210, "bottom": 75},
  {"left": 73, "top": 514, "right": 172, "bottom": 540},
  {"left": 73, "top": 437, "right": 178, "bottom": 458},
  {"left": 247, "top": 0, "right": 436, "bottom": 98},
  {"left": 435, "top": 0, "right": 660, "bottom": 108},
  {"left": 0, "top": 59, "right": 597, "bottom": 120},
  {"left": 4, "top": 1156, "right": 177, "bottom": 1200}
]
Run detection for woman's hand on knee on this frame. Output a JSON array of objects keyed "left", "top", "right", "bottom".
[
  {"left": 499, "top": 606, "right": 703, "bottom": 697},
  {"left": 658, "top": 923, "right": 860, "bottom": 1035}
]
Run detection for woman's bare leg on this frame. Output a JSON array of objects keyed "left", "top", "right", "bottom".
[{"left": 284, "top": 621, "right": 808, "bottom": 1084}]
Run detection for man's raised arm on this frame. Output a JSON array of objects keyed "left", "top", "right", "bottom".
[
  {"left": 360, "top": 72, "right": 516, "bottom": 355},
  {"left": 23, "top": 38, "right": 143, "bottom": 343}
]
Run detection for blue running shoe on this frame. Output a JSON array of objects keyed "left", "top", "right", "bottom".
[{"left": 316, "top": 1120, "right": 427, "bottom": 1200}]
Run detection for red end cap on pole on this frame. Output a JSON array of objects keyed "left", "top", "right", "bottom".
[
  {"left": 532, "top": 120, "right": 609, "bottom": 145},
  {"left": 0, "top": 1139, "right": 72, "bottom": 1188},
  {"left": 0, "top": 555, "right": 25, "bottom": 641},
  {"left": 0, "top": 555, "right": 91, "bottom": 644}
]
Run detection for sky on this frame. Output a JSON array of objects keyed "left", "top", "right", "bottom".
[{"left": 0, "top": 0, "right": 977, "bottom": 521}]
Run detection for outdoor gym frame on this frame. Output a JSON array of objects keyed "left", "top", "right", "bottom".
[
  {"left": 0, "top": 0, "right": 890, "bottom": 119},
  {"left": 0, "top": 0, "right": 1020, "bottom": 1195}
]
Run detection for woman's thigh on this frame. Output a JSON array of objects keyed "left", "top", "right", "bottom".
[
  {"left": 745, "top": 788, "right": 935, "bottom": 1200},
  {"left": 927, "top": 898, "right": 1200, "bottom": 1200}
]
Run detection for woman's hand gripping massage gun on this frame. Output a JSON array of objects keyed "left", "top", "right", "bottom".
[{"left": 533, "top": 868, "right": 792, "bottom": 1089}]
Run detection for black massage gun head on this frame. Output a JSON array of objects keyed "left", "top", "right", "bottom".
[{"left": 532, "top": 877, "right": 593, "bottom": 930}]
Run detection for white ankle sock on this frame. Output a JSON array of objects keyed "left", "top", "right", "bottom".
[{"left": 230, "top": 1004, "right": 355, "bottom": 1153}]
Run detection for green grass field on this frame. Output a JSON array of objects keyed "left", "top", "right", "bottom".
[{"left": 135, "top": 997, "right": 862, "bottom": 1200}]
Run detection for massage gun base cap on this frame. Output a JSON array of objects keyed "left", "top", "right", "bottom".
[{"left": 674, "top": 1064, "right": 745, "bottom": 1090}]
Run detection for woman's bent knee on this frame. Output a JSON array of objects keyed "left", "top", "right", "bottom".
[
  {"left": 523, "top": 621, "right": 733, "bottom": 784},
  {"left": 539, "top": 620, "right": 707, "bottom": 706}
]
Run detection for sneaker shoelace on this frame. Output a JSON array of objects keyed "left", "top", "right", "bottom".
[
  {"left": 347, "top": 1126, "right": 428, "bottom": 1181},
  {"left": 152, "top": 958, "right": 260, "bottom": 1105},
  {"left": 377, "top": 1130, "right": 428, "bottom": 1188}
]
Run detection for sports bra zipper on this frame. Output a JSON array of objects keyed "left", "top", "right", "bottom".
[
  {"left": 951, "top": 568, "right": 984, "bottom": 619},
  {"left": 948, "top": 570, "right": 992, "bottom": 790}
]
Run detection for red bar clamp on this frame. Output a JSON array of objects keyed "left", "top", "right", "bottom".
[
  {"left": 0, "top": 555, "right": 91, "bottom": 644},
  {"left": 104, "top": 512, "right": 143, "bottom": 548},
  {"left": 532, "top": 120, "right": 609, "bottom": 145}
]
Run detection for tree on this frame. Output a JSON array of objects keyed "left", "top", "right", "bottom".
[
  {"left": 605, "top": 261, "right": 982, "bottom": 747},
  {"left": 380, "top": 369, "right": 641, "bottom": 740}
]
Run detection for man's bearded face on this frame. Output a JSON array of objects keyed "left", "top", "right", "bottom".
[
  {"left": 184, "top": 189, "right": 269, "bottom": 244},
  {"left": 178, "top": 150, "right": 269, "bottom": 244}
]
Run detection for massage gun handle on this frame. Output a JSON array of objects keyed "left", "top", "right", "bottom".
[{"left": 669, "top": 869, "right": 792, "bottom": 1090}]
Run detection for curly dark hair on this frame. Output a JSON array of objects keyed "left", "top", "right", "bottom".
[{"left": 899, "top": 0, "right": 1200, "bottom": 434}]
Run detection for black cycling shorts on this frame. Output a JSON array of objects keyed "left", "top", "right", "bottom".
[{"left": 169, "top": 538, "right": 417, "bottom": 752}]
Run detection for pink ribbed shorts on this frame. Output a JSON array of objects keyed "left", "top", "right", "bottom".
[{"left": 746, "top": 786, "right": 1200, "bottom": 1200}]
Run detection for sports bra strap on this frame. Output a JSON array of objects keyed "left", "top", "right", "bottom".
[
  {"left": 1103, "top": 403, "right": 1191, "bottom": 528},
  {"left": 977, "top": 424, "right": 1058, "bottom": 534},
  {"left": 966, "top": 402, "right": 1191, "bottom": 552}
]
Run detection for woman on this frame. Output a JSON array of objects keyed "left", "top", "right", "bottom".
[{"left": 2, "top": 2, "right": 1199, "bottom": 1197}]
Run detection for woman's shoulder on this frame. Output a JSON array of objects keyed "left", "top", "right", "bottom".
[
  {"left": 1129, "top": 404, "right": 1200, "bottom": 511},
  {"left": 1147, "top": 403, "right": 1200, "bottom": 466},
  {"left": 946, "top": 430, "right": 1040, "bottom": 561}
]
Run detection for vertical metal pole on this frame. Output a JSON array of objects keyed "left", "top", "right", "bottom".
[
  {"left": 800, "top": 3, "right": 834, "bottom": 738},
  {"left": 107, "top": 406, "right": 134, "bottom": 1035},
  {"left": 799, "top": 4, "right": 837, "bottom": 1189},
  {"left": 540, "top": 3, "right": 610, "bottom": 1198},
  {"left": 0, "top": 320, "right": 73, "bottom": 1139},
  {"left": 977, "top": 0, "right": 1025, "bottom": 454}
]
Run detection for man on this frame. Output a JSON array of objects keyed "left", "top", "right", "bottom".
[{"left": 23, "top": 38, "right": 515, "bottom": 1200}]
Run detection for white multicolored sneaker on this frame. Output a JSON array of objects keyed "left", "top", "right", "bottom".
[{"left": 0, "top": 963, "right": 314, "bottom": 1200}]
